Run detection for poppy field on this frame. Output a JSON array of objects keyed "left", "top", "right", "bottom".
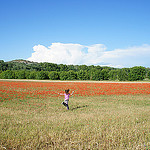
[
  {"left": 1, "top": 80, "right": 150, "bottom": 102},
  {"left": 0, "top": 80, "right": 150, "bottom": 149}
]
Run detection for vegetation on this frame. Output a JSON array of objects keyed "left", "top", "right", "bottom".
[
  {"left": 0, "top": 59, "right": 150, "bottom": 81},
  {"left": 0, "top": 81, "right": 150, "bottom": 149}
]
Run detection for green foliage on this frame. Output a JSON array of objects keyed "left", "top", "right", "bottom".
[
  {"left": 15, "top": 70, "right": 26, "bottom": 79},
  {"left": 58, "top": 64, "right": 68, "bottom": 71},
  {"left": 0, "top": 60, "right": 7, "bottom": 71},
  {"left": 128, "top": 66, "right": 146, "bottom": 81},
  {"left": 67, "top": 70, "right": 77, "bottom": 80},
  {"left": 48, "top": 71, "right": 59, "bottom": 80},
  {"left": 100, "top": 69, "right": 109, "bottom": 80},
  {"left": 0, "top": 70, "right": 15, "bottom": 79},
  {"left": 68, "top": 65, "right": 77, "bottom": 71},
  {"left": 59, "top": 71, "right": 68, "bottom": 80},
  {"left": 90, "top": 69, "right": 101, "bottom": 80},
  {"left": 109, "top": 70, "right": 118, "bottom": 80},
  {"left": 59, "top": 71, "right": 77, "bottom": 80},
  {"left": 118, "top": 68, "right": 130, "bottom": 81},
  {"left": 78, "top": 65, "right": 89, "bottom": 71},
  {"left": 28, "top": 71, "right": 37, "bottom": 79},
  {"left": 147, "top": 70, "right": 150, "bottom": 79},
  {"left": 25, "top": 71, "right": 30, "bottom": 79},
  {"left": 40, "top": 62, "right": 58, "bottom": 71},
  {"left": 36, "top": 71, "right": 49, "bottom": 80},
  {"left": 0, "top": 60, "right": 149, "bottom": 81},
  {"left": 77, "top": 70, "right": 89, "bottom": 80}
]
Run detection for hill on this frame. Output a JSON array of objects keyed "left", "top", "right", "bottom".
[{"left": 7, "top": 59, "right": 36, "bottom": 64}]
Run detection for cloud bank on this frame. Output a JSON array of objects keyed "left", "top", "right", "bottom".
[{"left": 27, "top": 43, "right": 150, "bottom": 68}]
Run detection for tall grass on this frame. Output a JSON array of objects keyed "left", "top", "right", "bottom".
[{"left": 0, "top": 94, "right": 150, "bottom": 149}]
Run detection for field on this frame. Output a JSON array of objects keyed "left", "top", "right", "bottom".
[{"left": 0, "top": 80, "right": 150, "bottom": 149}]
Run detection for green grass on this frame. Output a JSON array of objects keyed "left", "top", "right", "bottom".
[{"left": 0, "top": 95, "right": 150, "bottom": 149}]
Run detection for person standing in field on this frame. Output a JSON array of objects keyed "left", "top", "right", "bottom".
[{"left": 58, "top": 89, "right": 74, "bottom": 110}]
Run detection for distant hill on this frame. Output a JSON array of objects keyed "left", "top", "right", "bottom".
[{"left": 7, "top": 59, "right": 36, "bottom": 64}]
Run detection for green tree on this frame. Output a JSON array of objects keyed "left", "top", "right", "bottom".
[
  {"left": 77, "top": 70, "right": 89, "bottom": 80},
  {"left": 15, "top": 70, "right": 26, "bottom": 79},
  {"left": 59, "top": 71, "right": 68, "bottom": 80},
  {"left": 67, "top": 70, "right": 77, "bottom": 80},
  {"left": 40, "top": 62, "right": 58, "bottom": 71},
  {"left": 25, "top": 71, "right": 30, "bottom": 79},
  {"left": 100, "top": 69, "right": 109, "bottom": 80},
  {"left": 36, "top": 71, "right": 49, "bottom": 80},
  {"left": 90, "top": 69, "right": 101, "bottom": 80},
  {"left": 147, "top": 70, "right": 150, "bottom": 79},
  {"left": 78, "top": 65, "right": 88, "bottom": 71},
  {"left": 118, "top": 68, "right": 130, "bottom": 81},
  {"left": 28, "top": 71, "right": 37, "bottom": 79},
  {"left": 0, "top": 60, "right": 4, "bottom": 70},
  {"left": 0, "top": 70, "right": 15, "bottom": 79},
  {"left": 128, "top": 66, "right": 146, "bottom": 81},
  {"left": 68, "top": 65, "right": 76, "bottom": 71},
  {"left": 0, "top": 60, "right": 7, "bottom": 71},
  {"left": 48, "top": 71, "right": 59, "bottom": 80},
  {"left": 109, "top": 70, "right": 118, "bottom": 80},
  {"left": 58, "top": 64, "right": 68, "bottom": 71}
]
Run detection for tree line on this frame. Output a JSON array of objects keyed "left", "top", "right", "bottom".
[{"left": 0, "top": 60, "right": 150, "bottom": 81}]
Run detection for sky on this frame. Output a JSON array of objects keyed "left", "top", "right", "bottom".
[{"left": 0, "top": 0, "right": 150, "bottom": 68}]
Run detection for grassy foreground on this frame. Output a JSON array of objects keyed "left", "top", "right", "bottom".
[{"left": 0, "top": 94, "right": 150, "bottom": 149}]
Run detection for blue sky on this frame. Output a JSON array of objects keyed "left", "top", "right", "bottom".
[{"left": 0, "top": 0, "right": 150, "bottom": 68}]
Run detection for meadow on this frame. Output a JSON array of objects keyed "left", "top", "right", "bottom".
[{"left": 0, "top": 80, "right": 150, "bottom": 149}]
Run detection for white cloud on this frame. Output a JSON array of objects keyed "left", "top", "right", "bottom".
[
  {"left": 102, "top": 44, "right": 150, "bottom": 67},
  {"left": 27, "top": 43, "right": 150, "bottom": 68}
]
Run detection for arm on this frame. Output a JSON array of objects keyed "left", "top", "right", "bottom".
[{"left": 58, "top": 93, "right": 64, "bottom": 96}]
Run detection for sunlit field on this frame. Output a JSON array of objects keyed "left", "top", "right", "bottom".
[{"left": 0, "top": 80, "right": 150, "bottom": 149}]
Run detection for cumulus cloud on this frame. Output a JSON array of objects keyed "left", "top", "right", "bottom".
[
  {"left": 102, "top": 44, "right": 150, "bottom": 67},
  {"left": 27, "top": 43, "right": 150, "bottom": 68}
]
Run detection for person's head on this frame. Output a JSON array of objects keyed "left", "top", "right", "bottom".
[{"left": 65, "top": 89, "right": 69, "bottom": 94}]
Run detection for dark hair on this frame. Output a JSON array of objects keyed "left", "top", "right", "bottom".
[{"left": 65, "top": 89, "right": 69, "bottom": 94}]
